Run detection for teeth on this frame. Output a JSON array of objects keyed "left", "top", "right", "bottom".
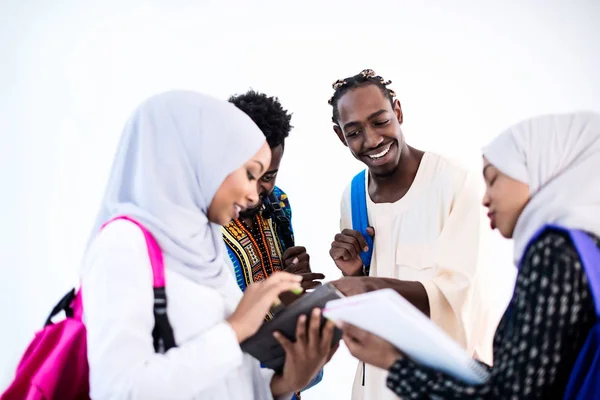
[
  {"left": 368, "top": 144, "right": 391, "bottom": 159},
  {"left": 234, "top": 205, "right": 241, "bottom": 212}
]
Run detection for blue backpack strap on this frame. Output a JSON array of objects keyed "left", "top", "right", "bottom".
[{"left": 350, "top": 170, "right": 373, "bottom": 275}]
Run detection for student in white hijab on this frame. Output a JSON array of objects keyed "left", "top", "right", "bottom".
[
  {"left": 82, "top": 91, "right": 337, "bottom": 399},
  {"left": 333, "top": 111, "right": 600, "bottom": 398}
]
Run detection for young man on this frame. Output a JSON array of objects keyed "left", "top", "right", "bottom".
[
  {"left": 224, "top": 90, "right": 324, "bottom": 398},
  {"left": 224, "top": 90, "right": 324, "bottom": 296},
  {"left": 328, "top": 69, "right": 492, "bottom": 400}
]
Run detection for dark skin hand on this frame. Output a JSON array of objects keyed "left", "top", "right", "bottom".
[
  {"left": 331, "top": 277, "right": 430, "bottom": 317},
  {"left": 282, "top": 246, "right": 324, "bottom": 290},
  {"left": 329, "top": 226, "right": 430, "bottom": 317},
  {"left": 282, "top": 246, "right": 311, "bottom": 272},
  {"left": 278, "top": 273, "right": 325, "bottom": 306},
  {"left": 329, "top": 228, "right": 374, "bottom": 277},
  {"left": 270, "top": 308, "right": 339, "bottom": 395},
  {"left": 278, "top": 246, "right": 325, "bottom": 305},
  {"left": 340, "top": 322, "right": 403, "bottom": 371}
]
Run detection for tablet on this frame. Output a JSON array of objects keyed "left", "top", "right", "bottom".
[{"left": 240, "top": 283, "right": 344, "bottom": 373}]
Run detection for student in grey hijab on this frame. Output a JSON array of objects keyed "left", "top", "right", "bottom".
[
  {"left": 81, "top": 90, "right": 337, "bottom": 399},
  {"left": 86, "top": 90, "right": 262, "bottom": 287}
]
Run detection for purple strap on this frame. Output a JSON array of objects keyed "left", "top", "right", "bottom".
[
  {"left": 568, "top": 229, "right": 600, "bottom": 318},
  {"left": 523, "top": 225, "right": 600, "bottom": 318}
]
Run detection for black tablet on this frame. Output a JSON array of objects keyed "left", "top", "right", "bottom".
[{"left": 240, "top": 283, "right": 344, "bottom": 373}]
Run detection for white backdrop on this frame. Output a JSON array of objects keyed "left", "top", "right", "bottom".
[{"left": 2, "top": 0, "right": 599, "bottom": 397}]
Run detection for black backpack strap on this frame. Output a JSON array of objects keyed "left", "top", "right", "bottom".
[
  {"left": 263, "top": 192, "right": 294, "bottom": 250},
  {"left": 152, "top": 287, "right": 176, "bottom": 353},
  {"left": 44, "top": 289, "right": 76, "bottom": 326}
]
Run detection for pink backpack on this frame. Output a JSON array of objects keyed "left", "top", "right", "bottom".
[{"left": 1, "top": 216, "right": 176, "bottom": 400}]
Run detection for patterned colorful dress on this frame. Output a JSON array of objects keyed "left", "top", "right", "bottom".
[{"left": 223, "top": 187, "right": 293, "bottom": 294}]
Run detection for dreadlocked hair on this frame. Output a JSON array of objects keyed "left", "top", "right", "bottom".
[
  {"left": 228, "top": 90, "right": 292, "bottom": 149},
  {"left": 328, "top": 69, "right": 397, "bottom": 124}
]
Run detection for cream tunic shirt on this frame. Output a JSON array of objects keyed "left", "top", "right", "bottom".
[{"left": 340, "top": 153, "right": 493, "bottom": 400}]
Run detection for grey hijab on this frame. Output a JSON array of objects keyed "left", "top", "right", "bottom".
[{"left": 86, "top": 90, "right": 265, "bottom": 287}]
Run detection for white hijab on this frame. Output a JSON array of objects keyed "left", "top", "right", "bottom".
[
  {"left": 86, "top": 90, "right": 265, "bottom": 287},
  {"left": 483, "top": 111, "right": 600, "bottom": 265}
]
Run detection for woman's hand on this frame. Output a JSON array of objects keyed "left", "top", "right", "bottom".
[
  {"left": 270, "top": 308, "right": 339, "bottom": 396},
  {"left": 226, "top": 272, "right": 302, "bottom": 343},
  {"left": 341, "top": 322, "right": 403, "bottom": 370}
]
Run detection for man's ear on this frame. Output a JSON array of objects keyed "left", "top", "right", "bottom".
[
  {"left": 333, "top": 125, "right": 347, "bottom": 147},
  {"left": 393, "top": 99, "right": 403, "bottom": 125}
]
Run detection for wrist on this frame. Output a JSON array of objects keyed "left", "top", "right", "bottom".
[
  {"left": 342, "top": 267, "right": 364, "bottom": 277},
  {"left": 270, "top": 374, "right": 294, "bottom": 397},
  {"left": 384, "top": 351, "right": 403, "bottom": 371},
  {"left": 226, "top": 318, "right": 248, "bottom": 343}
]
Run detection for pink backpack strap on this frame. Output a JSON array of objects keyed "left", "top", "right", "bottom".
[
  {"left": 95, "top": 215, "right": 176, "bottom": 352},
  {"left": 101, "top": 216, "right": 166, "bottom": 288}
]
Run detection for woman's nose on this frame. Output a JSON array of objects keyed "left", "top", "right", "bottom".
[{"left": 482, "top": 191, "right": 491, "bottom": 208}]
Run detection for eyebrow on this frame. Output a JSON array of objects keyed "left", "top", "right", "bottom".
[
  {"left": 342, "top": 109, "right": 388, "bottom": 131},
  {"left": 252, "top": 160, "right": 265, "bottom": 174},
  {"left": 264, "top": 168, "right": 278, "bottom": 175}
]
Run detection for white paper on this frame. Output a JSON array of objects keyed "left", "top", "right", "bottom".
[{"left": 323, "top": 289, "right": 489, "bottom": 384}]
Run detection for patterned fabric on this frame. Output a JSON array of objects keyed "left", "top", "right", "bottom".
[
  {"left": 385, "top": 228, "right": 598, "bottom": 399},
  {"left": 272, "top": 186, "right": 293, "bottom": 241},
  {"left": 223, "top": 186, "right": 293, "bottom": 295}
]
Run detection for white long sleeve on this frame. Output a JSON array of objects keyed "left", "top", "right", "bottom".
[{"left": 82, "top": 219, "right": 277, "bottom": 399}]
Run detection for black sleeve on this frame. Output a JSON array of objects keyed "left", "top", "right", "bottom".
[{"left": 385, "top": 230, "right": 596, "bottom": 399}]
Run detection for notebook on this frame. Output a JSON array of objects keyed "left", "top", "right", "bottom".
[
  {"left": 323, "top": 289, "right": 490, "bottom": 384},
  {"left": 240, "top": 283, "right": 344, "bottom": 373}
]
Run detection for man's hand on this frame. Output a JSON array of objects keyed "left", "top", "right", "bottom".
[
  {"left": 329, "top": 228, "right": 374, "bottom": 276},
  {"left": 330, "top": 276, "right": 379, "bottom": 296},
  {"left": 331, "top": 277, "right": 431, "bottom": 317},
  {"left": 282, "top": 246, "right": 325, "bottom": 290},
  {"left": 282, "top": 246, "right": 311, "bottom": 273},
  {"left": 340, "top": 322, "right": 403, "bottom": 371}
]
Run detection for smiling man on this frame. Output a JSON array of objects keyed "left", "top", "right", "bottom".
[{"left": 327, "top": 69, "right": 491, "bottom": 400}]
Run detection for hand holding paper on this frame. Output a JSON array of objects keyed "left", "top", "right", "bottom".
[
  {"left": 339, "top": 321, "right": 403, "bottom": 371},
  {"left": 323, "top": 289, "right": 489, "bottom": 384}
]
